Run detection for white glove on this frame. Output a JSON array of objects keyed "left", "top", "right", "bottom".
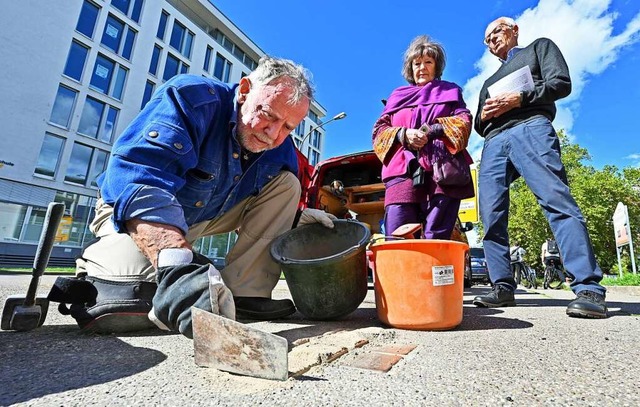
[
  {"left": 207, "top": 264, "right": 236, "bottom": 320},
  {"left": 298, "top": 208, "right": 338, "bottom": 228}
]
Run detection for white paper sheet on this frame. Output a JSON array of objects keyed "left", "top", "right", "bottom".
[{"left": 487, "top": 65, "right": 534, "bottom": 97}]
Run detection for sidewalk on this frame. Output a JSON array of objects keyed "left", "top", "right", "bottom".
[{"left": 1, "top": 275, "right": 639, "bottom": 406}]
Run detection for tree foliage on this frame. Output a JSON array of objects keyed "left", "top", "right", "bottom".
[{"left": 478, "top": 130, "right": 640, "bottom": 273}]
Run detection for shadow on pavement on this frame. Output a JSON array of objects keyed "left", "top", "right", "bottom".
[{"left": 0, "top": 325, "right": 166, "bottom": 406}]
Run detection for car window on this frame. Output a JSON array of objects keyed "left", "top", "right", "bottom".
[{"left": 470, "top": 247, "right": 485, "bottom": 258}]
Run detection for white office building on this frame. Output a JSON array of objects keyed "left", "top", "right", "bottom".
[{"left": 0, "top": 0, "right": 327, "bottom": 266}]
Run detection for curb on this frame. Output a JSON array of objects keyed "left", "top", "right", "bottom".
[{"left": 603, "top": 285, "right": 640, "bottom": 296}]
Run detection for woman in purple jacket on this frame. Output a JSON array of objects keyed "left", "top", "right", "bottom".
[{"left": 372, "top": 35, "right": 474, "bottom": 239}]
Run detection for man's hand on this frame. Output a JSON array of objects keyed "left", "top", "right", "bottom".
[
  {"left": 298, "top": 208, "right": 337, "bottom": 229},
  {"left": 126, "top": 219, "right": 190, "bottom": 268},
  {"left": 481, "top": 92, "right": 521, "bottom": 121},
  {"left": 404, "top": 128, "right": 429, "bottom": 150},
  {"left": 151, "top": 248, "right": 236, "bottom": 337}
]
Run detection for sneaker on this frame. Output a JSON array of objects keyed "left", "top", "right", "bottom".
[
  {"left": 473, "top": 284, "right": 516, "bottom": 308},
  {"left": 566, "top": 290, "right": 608, "bottom": 319}
]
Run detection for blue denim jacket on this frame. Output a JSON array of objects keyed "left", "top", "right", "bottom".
[{"left": 98, "top": 75, "right": 299, "bottom": 234}]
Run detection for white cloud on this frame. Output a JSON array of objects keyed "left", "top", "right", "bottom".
[{"left": 463, "top": 0, "right": 640, "bottom": 160}]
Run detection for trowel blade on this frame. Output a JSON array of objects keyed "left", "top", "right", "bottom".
[{"left": 191, "top": 307, "right": 289, "bottom": 381}]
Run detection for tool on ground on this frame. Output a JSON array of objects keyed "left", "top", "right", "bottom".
[
  {"left": 1, "top": 202, "right": 65, "bottom": 331},
  {"left": 191, "top": 307, "right": 289, "bottom": 381}
]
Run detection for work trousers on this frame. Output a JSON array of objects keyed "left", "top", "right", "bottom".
[
  {"left": 76, "top": 171, "right": 300, "bottom": 298},
  {"left": 478, "top": 116, "right": 605, "bottom": 295}
]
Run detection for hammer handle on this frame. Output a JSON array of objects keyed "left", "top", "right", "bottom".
[{"left": 24, "top": 202, "right": 65, "bottom": 305}]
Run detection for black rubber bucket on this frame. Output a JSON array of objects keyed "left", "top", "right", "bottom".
[{"left": 270, "top": 219, "right": 371, "bottom": 320}]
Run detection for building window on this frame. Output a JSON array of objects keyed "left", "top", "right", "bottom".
[
  {"left": 212, "top": 29, "right": 256, "bottom": 70},
  {"left": 34, "top": 133, "right": 65, "bottom": 178},
  {"left": 308, "top": 147, "right": 320, "bottom": 166},
  {"left": 90, "top": 54, "right": 128, "bottom": 100},
  {"left": 309, "top": 111, "right": 319, "bottom": 124},
  {"left": 149, "top": 44, "right": 162, "bottom": 75},
  {"left": 77, "top": 96, "right": 119, "bottom": 143},
  {"left": 141, "top": 80, "right": 155, "bottom": 109},
  {"left": 0, "top": 202, "right": 27, "bottom": 242},
  {"left": 169, "top": 20, "right": 194, "bottom": 59},
  {"left": 101, "top": 14, "right": 137, "bottom": 60},
  {"left": 111, "top": 0, "right": 143, "bottom": 23},
  {"left": 295, "top": 121, "right": 305, "bottom": 138},
  {"left": 162, "top": 53, "right": 188, "bottom": 81},
  {"left": 203, "top": 45, "right": 213, "bottom": 72},
  {"left": 76, "top": 0, "right": 100, "bottom": 38},
  {"left": 65, "top": 143, "right": 109, "bottom": 187},
  {"left": 88, "top": 149, "right": 109, "bottom": 187},
  {"left": 65, "top": 143, "right": 94, "bottom": 185},
  {"left": 49, "top": 85, "right": 78, "bottom": 128},
  {"left": 244, "top": 55, "right": 257, "bottom": 70},
  {"left": 63, "top": 40, "right": 90, "bottom": 82},
  {"left": 312, "top": 129, "right": 321, "bottom": 148},
  {"left": 156, "top": 10, "right": 169, "bottom": 40},
  {"left": 213, "top": 53, "right": 232, "bottom": 82}
]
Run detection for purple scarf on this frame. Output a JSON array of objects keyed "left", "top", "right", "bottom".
[{"left": 383, "top": 80, "right": 463, "bottom": 129}]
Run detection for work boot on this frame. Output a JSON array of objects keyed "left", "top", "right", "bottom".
[
  {"left": 473, "top": 284, "right": 516, "bottom": 308},
  {"left": 234, "top": 297, "right": 296, "bottom": 320},
  {"left": 566, "top": 290, "right": 608, "bottom": 319}
]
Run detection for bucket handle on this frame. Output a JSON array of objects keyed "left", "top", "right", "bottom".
[{"left": 369, "top": 235, "right": 406, "bottom": 246}]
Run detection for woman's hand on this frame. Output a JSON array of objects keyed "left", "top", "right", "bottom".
[{"left": 404, "top": 128, "right": 428, "bottom": 150}]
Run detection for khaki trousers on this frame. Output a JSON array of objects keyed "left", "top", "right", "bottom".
[{"left": 77, "top": 171, "right": 300, "bottom": 298}]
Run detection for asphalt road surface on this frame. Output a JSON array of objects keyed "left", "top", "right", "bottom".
[{"left": 1, "top": 274, "right": 639, "bottom": 406}]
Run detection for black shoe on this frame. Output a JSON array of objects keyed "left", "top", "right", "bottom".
[
  {"left": 566, "top": 290, "right": 608, "bottom": 319},
  {"left": 473, "top": 284, "right": 516, "bottom": 308},
  {"left": 234, "top": 297, "right": 296, "bottom": 320}
]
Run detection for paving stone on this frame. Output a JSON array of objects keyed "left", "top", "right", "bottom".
[
  {"left": 374, "top": 344, "right": 417, "bottom": 356},
  {"left": 345, "top": 352, "right": 403, "bottom": 373},
  {"left": 287, "top": 330, "right": 372, "bottom": 377}
]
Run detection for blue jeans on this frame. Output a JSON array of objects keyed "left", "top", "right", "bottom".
[{"left": 478, "top": 116, "right": 605, "bottom": 296}]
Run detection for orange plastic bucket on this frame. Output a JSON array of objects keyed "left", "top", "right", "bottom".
[{"left": 370, "top": 239, "right": 468, "bottom": 330}]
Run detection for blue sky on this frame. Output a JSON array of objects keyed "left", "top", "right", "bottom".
[{"left": 211, "top": 0, "right": 640, "bottom": 168}]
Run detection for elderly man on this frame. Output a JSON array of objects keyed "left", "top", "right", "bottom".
[
  {"left": 48, "top": 56, "right": 336, "bottom": 337},
  {"left": 472, "top": 17, "right": 607, "bottom": 318}
]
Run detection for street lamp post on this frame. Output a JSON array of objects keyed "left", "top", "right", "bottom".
[{"left": 300, "top": 111, "right": 347, "bottom": 147}]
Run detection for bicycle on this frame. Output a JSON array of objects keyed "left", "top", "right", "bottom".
[
  {"left": 543, "top": 256, "right": 569, "bottom": 289},
  {"left": 511, "top": 259, "right": 538, "bottom": 289}
]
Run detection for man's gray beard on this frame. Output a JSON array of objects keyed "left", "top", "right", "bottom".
[{"left": 238, "top": 131, "right": 271, "bottom": 153}]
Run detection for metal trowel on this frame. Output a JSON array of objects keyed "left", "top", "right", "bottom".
[{"left": 191, "top": 307, "right": 289, "bottom": 381}]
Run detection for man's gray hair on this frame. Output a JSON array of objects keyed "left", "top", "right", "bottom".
[
  {"left": 247, "top": 55, "right": 314, "bottom": 103},
  {"left": 402, "top": 35, "right": 447, "bottom": 84}
]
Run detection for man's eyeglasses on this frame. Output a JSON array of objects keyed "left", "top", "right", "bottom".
[{"left": 484, "top": 23, "right": 512, "bottom": 45}]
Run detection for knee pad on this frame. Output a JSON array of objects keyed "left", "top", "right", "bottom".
[{"left": 47, "top": 275, "right": 157, "bottom": 333}]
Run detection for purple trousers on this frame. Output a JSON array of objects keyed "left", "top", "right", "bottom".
[{"left": 384, "top": 194, "right": 460, "bottom": 239}]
